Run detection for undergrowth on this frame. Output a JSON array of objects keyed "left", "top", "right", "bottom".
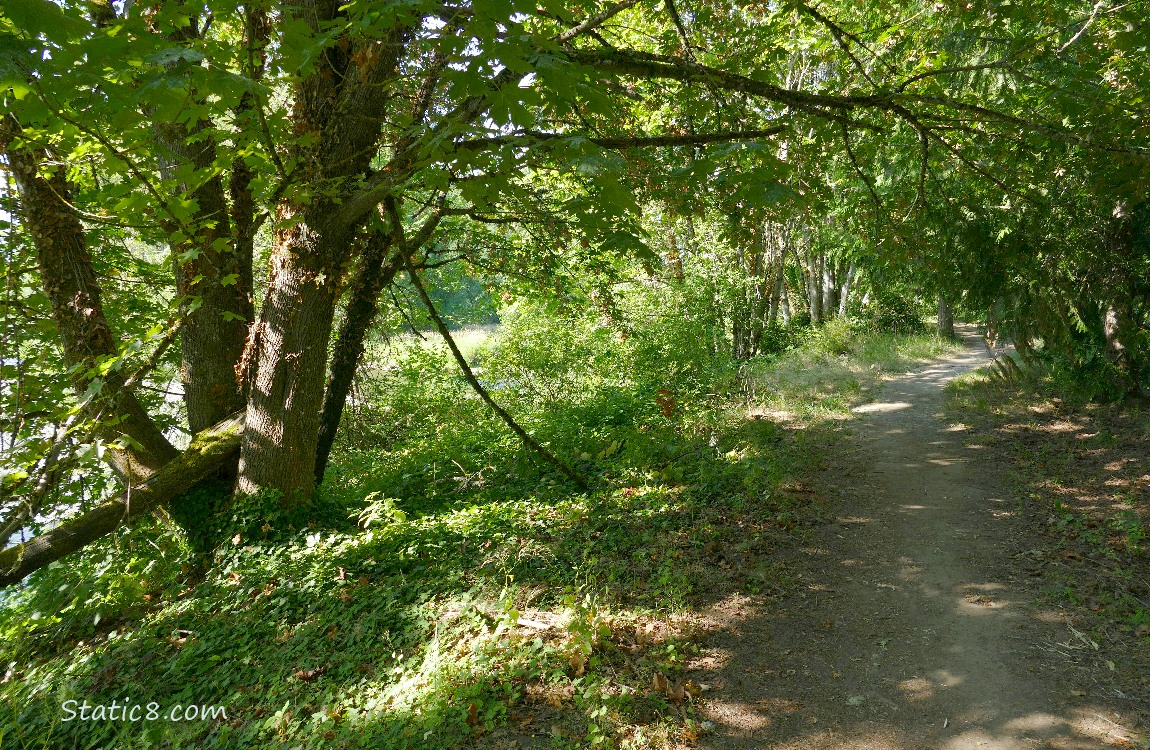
[{"left": 0, "top": 295, "right": 945, "bottom": 750}]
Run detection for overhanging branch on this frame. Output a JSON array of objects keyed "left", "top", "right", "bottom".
[
  {"left": 455, "top": 127, "right": 787, "bottom": 152},
  {"left": 555, "top": 0, "right": 639, "bottom": 44}
]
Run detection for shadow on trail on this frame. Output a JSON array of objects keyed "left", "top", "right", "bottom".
[{"left": 687, "top": 328, "right": 1143, "bottom": 750}]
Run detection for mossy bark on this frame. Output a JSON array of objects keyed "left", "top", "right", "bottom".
[{"left": 0, "top": 414, "right": 243, "bottom": 588}]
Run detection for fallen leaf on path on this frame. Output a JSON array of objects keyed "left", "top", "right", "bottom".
[
  {"left": 652, "top": 672, "right": 688, "bottom": 702},
  {"left": 568, "top": 651, "right": 586, "bottom": 676}
]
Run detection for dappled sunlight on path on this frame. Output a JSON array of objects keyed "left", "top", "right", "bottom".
[{"left": 688, "top": 327, "right": 1143, "bottom": 750}]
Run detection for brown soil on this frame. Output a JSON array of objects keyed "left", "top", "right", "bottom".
[{"left": 688, "top": 328, "right": 1147, "bottom": 750}]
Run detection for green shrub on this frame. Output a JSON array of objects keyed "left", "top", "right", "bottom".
[
  {"left": 858, "top": 293, "right": 927, "bottom": 334},
  {"left": 757, "top": 318, "right": 813, "bottom": 356},
  {"left": 814, "top": 317, "right": 857, "bottom": 356}
]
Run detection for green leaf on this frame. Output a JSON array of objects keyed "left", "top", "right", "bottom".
[
  {"left": 145, "top": 47, "right": 205, "bottom": 66},
  {"left": 0, "top": 0, "right": 88, "bottom": 42}
]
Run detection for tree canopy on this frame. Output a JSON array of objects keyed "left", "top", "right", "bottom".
[{"left": 0, "top": 0, "right": 1147, "bottom": 582}]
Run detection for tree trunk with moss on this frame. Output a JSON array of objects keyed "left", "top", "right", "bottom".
[
  {"left": 0, "top": 414, "right": 243, "bottom": 587},
  {"left": 0, "top": 116, "right": 179, "bottom": 484}
]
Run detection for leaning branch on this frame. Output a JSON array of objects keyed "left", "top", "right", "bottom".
[
  {"left": 555, "top": 0, "right": 640, "bottom": 44},
  {"left": 0, "top": 413, "right": 244, "bottom": 588},
  {"left": 456, "top": 127, "right": 787, "bottom": 151},
  {"left": 567, "top": 47, "right": 1144, "bottom": 154},
  {"left": 389, "top": 201, "right": 588, "bottom": 490}
]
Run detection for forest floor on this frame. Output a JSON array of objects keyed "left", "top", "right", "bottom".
[{"left": 687, "top": 327, "right": 1148, "bottom": 750}]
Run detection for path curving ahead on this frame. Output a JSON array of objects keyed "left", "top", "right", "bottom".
[{"left": 693, "top": 328, "right": 1143, "bottom": 750}]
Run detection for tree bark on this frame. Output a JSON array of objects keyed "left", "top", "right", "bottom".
[
  {"left": 236, "top": 216, "right": 345, "bottom": 505},
  {"left": 770, "top": 261, "right": 786, "bottom": 324},
  {"left": 0, "top": 414, "right": 243, "bottom": 588},
  {"left": 313, "top": 199, "right": 451, "bottom": 483},
  {"left": 150, "top": 16, "right": 254, "bottom": 433},
  {"left": 807, "top": 247, "right": 823, "bottom": 324},
  {"left": 838, "top": 262, "right": 855, "bottom": 316},
  {"left": 0, "top": 116, "right": 178, "bottom": 483},
  {"left": 154, "top": 117, "right": 253, "bottom": 433},
  {"left": 233, "top": 7, "right": 413, "bottom": 504},
  {"left": 938, "top": 295, "right": 955, "bottom": 338},
  {"left": 822, "top": 259, "right": 837, "bottom": 320}
]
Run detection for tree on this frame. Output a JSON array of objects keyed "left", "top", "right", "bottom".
[{"left": 1, "top": 0, "right": 1144, "bottom": 583}]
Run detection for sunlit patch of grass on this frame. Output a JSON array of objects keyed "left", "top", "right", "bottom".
[
  {"left": 367, "top": 323, "right": 500, "bottom": 367},
  {"left": 853, "top": 331, "right": 962, "bottom": 371},
  {"left": 744, "top": 330, "right": 962, "bottom": 423},
  {"left": 945, "top": 368, "right": 998, "bottom": 413}
]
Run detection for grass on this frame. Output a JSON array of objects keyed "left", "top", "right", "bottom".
[
  {"left": 368, "top": 324, "right": 500, "bottom": 366},
  {"left": 744, "top": 320, "right": 963, "bottom": 423},
  {"left": 0, "top": 307, "right": 960, "bottom": 750}
]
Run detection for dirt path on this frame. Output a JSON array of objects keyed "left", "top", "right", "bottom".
[{"left": 691, "top": 329, "right": 1144, "bottom": 750}]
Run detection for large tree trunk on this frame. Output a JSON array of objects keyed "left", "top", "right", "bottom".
[
  {"left": 802, "top": 240, "right": 824, "bottom": 324},
  {"left": 838, "top": 262, "right": 855, "bottom": 316},
  {"left": 0, "top": 116, "right": 178, "bottom": 483},
  {"left": 0, "top": 414, "right": 243, "bottom": 588},
  {"left": 232, "top": 7, "right": 412, "bottom": 504},
  {"left": 151, "top": 20, "right": 254, "bottom": 434},
  {"left": 822, "top": 260, "right": 837, "bottom": 320},
  {"left": 938, "top": 295, "right": 955, "bottom": 338},
  {"left": 236, "top": 216, "right": 346, "bottom": 505},
  {"left": 780, "top": 279, "right": 793, "bottom": 323},
  {"left": 155, "top": 121, "right": 253, "bottom": 433},
  {"left": 770, "top": 261, "right": 786, "bottom": 324}
]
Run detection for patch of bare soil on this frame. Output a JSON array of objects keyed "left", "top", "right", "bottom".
[{"left": 685, "top": 327, "right": 1147, "bottom": 750}]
